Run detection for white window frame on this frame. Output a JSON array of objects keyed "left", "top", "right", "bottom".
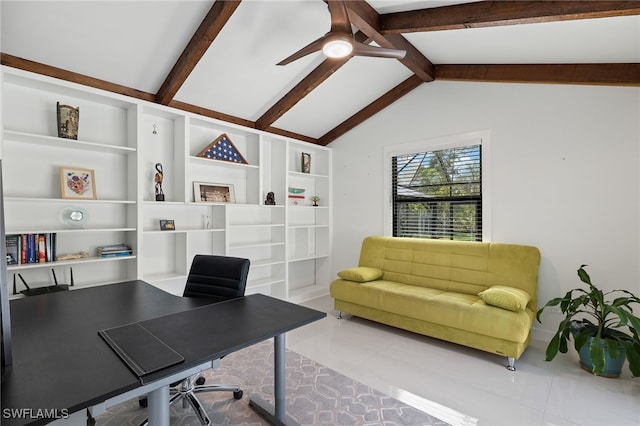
[{"left": 382, "top": 130, "right": 492, "bottom": 241}]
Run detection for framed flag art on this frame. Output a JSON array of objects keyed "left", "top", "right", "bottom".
[{"left": 196, "top": 133, "right": 248, "bottom": 165}]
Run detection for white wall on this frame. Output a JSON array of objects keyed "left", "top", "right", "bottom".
[{"left": 328, "top": 80, "right": 640, "bottom": 339}]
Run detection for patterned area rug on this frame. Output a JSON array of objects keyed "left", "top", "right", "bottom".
[{"left": 96, "top": 340, "right": 450, "bottom": 426}]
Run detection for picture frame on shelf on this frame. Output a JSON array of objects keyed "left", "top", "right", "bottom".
[
  {"left": 56, "top": 102, "right": 79, "bottom": 140},
  {"left": 193, "top": 182, "right": 235, "bottom": 203},
  {"left": 159, "top": 219, "right": 175, "bottom": 231},
  {"left": 196, "top": 133, "right": 248, "bottom": 165},
  {"left": 301, "top": 152, "right": 311, "bottom": 173},
  {"left": 60, "top": 166, "right": 96, "bottom": 200}
]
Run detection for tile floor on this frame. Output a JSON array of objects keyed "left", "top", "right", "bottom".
[{"left": 287, "top": 295, "right": 640, "bottom": 426}]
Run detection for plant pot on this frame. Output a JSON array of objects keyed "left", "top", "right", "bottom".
[{"left": 578, "top": 337, "right": 626, "bottom": 378}]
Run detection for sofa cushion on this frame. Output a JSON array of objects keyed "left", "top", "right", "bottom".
[
  {"left": 337, "top": 267, "right": 383, "bottom": 283},
  {"left": 478, "top": 286, "right": 531, "bottom": 312}
]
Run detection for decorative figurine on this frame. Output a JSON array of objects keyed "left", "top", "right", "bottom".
[
  {"left": 154, "top": 163, "right": 165, "bottom": 201},
  {"left": 55, "top": 251, "right": 89, "bottom": 261},
  {"left": 265, "top": 191, "right": 276, "bottom": 205},
  {"left": 311, "top": 195, "right": 320, "bottom": 207}
]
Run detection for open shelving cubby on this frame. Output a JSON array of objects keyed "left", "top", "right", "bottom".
[
  {"left": 285, "top": 141, "right": 332, "bottom": 302},
  {"left": 1, "top": 67, "right": 138, "bottom": 294}
]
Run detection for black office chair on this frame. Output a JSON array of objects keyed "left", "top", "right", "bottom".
[{"left": 140, "top": 254, "right": 250, "bottom": 426}]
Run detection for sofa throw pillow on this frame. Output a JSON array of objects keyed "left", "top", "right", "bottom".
[
  {"left": 478, "top": 286, "right": 531, "bottom": 312},
  {"left": 337, "top": 267, "right": 383, "bottom": 283}
]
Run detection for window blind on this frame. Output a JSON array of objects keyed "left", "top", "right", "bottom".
[{"left": 392, "top": 144, "right": 482, "bottom": 241}]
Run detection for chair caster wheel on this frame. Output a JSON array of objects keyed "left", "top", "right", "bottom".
[
  {"left": 233, "top": 390, "right": 243, "bottom": 399},
  {"left": 139, "top": 397, "right": 148, "bottom": 407},
  {"left": 195, "top": 376, "right": 206, "bottom": 386}
]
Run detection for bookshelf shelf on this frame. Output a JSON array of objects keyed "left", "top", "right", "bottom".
[
  {"left": 7, "top": 227, "right": 136, "bottom": 234},
  {"left": 7, "top": 254, "right": 137, "bottom": 271},
  {"left": 189, "top": 155, "right": 259, "bottom": 170},
  {"left": 142, "top": 228, "right": 225, "bottom": 234},
  {"left": 5, "top": 197, "right": 135, "bottom": 205},
  {"left": 3, "top": 130, "right": 136, "bottom": 154}
]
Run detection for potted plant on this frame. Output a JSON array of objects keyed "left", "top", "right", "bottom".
[{"left": 536, "top": 265, "right": 640, "bottom": 377}]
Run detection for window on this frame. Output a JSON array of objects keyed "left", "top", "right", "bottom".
[{"left": 392, "top": 144, "right": 482, "bottom": 241}]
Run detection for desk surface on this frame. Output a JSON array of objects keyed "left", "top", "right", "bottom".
[{"left": 1, "top": 281, "right": 325, "bottom": 426}]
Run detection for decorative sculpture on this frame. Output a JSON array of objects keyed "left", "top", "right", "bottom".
[
  {"left": 265, "top": 192, "right": 276, "bottom": 205},
  {"left": 155, "top": 163, "right": 165, "bottom": 201}
]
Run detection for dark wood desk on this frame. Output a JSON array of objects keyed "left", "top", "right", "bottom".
[{"left": 1, "top": 281, "right": 326, "bottom": 425}]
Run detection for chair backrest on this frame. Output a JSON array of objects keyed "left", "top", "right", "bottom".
[{"left": 183, "top": 255, "right": 250, "bottom": 301}]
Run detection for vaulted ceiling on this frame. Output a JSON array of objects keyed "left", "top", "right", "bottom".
[{"left": 1, "top": 1, "right": 639, "bottom": 146}]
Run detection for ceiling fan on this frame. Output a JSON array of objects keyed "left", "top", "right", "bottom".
[{"left": 277, "top": 0, "right": 406, "bottom": 66}]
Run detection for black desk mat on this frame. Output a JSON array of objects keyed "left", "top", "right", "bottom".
[{"left": 98, "top": 322, "right": 184, "bottom": 383}]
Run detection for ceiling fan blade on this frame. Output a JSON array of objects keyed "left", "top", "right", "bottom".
[
  {"left": 276, "top": 36, "right": 325, "bottom": 66},
  {"left": 352, "top": 42, "right": 406, "bottom": 60},
  {"left": 328, "top": 0, "right": 352, "bottom": 34}
]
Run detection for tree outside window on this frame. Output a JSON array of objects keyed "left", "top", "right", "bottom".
[{"left": 392, "top": 144, "right": 482, "bottom": 241}]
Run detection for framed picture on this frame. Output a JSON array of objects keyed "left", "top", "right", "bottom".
[
  {"left": 159, "top": 219, "right": 175, "bottom": 231},
  {"left": 194, "top": 182, "right": 235, "bottom": 203},
  {"left": 56, "top": 102, "right": 79, "bottom": 140},
  {"left": 301, "top": 152, "right": 311, "bottom": 173},
  {"left": 60, "top": 167, "right": 96, "bottom": 200}
]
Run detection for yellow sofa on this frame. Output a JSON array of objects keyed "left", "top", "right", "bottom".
[{"left": 330, "top": 236, "right": 541, "bottom": 370}]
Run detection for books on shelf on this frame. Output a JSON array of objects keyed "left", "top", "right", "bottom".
[
  {"left": 97, "top": 243, "right": 132, "bottom": 258},
  {"left": 5, "top": 233, "right": 57, "bottom": 265}
]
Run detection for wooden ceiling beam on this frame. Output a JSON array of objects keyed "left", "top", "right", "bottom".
[
  {"left": 435, "top": 63, "right": 640, "bottom": 86},
  {"left": 1, "top": 53, "right": 157, "bottom": 102},
  {"left": 155, "top": 0, "right": 242, "bottom": 105},
  {"left": 317, "top": 75, "right": 424, "bottom": 146},
  {"left": 168, "top": 99, "right": 315, "bottom": 143},
  {"left": 0, "top": 53, "right": 319, "bottom": 145},
  {"left": 380, "top": 1, "right": 640, "bottom": 34},
  {"left": 255, "top": 57, "right": 349, "bottom": 131},
  {"left": 345, "top": 0, "right": 435, "bottom": 82}
]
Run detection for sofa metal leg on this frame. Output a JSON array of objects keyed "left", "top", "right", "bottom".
[
  {"left": 337, "top": 311, "right": 343, "bottom": 319},
  {"left": 506, "top": 357, "right": 516, "bottom": 371}
]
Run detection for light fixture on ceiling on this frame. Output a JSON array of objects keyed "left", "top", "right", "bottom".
[
  {"left": 277, "top": 0, "right": 405, "bottom": 66},
  {"left": 322, "top": 34, "right": 353, "bottom": 58}
]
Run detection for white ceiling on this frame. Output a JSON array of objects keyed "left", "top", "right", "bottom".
[{"left": 1, "top": 1, "right": 639, "bottom": 141}]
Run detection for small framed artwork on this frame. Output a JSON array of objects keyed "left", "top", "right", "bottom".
[
  {"left": 56, "top": 102, "right": 79, "bottom": 140},
  {"left": 301, "top": 152, "right": 311, "bottom": 173},
  {"left": 194, "top": 182, "right": 235, "bottom": 203},
  {"left": 60, "top": 167, "right": 96, "bottom": 200},
  {"left": 159, "top": 219, "right": 175, "bottom": 231}
]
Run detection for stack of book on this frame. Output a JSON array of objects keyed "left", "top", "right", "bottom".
[
  {"left": 5, "top": 233, "right": 57, "bottom": 265},
  {"left": 97, "top": 243, "right": 132, "bottom": 258}
]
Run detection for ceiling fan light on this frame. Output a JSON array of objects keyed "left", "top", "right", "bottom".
[{"left": 322, "top": 38, "right": 353, "bottom": 58}]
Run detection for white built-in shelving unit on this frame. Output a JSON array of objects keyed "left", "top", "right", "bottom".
[{"left": 1, "top": 66, "right": 332, "bottom": 303}]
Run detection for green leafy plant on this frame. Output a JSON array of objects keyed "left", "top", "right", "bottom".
[{"left": 536, "top": 265, "right": 640, "bottom": 377}]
